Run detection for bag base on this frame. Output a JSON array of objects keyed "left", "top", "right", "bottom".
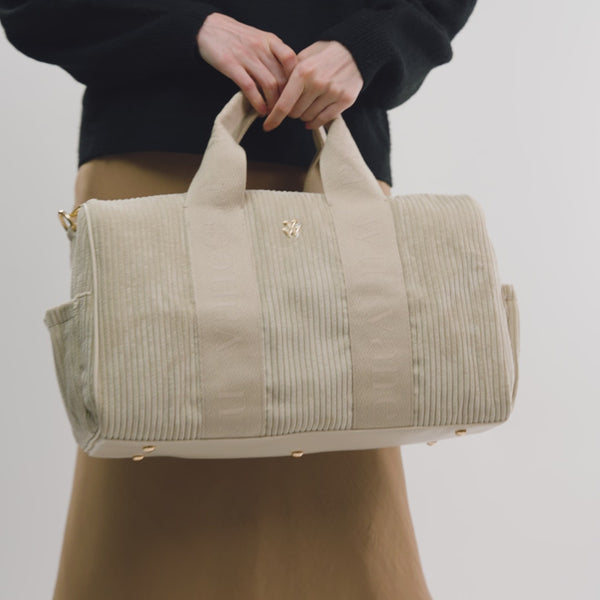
[{"left": 84, "top": 420, "right": 506, "bottom": 460}]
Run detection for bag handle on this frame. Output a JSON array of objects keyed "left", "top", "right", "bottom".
[
  {"left": 302, "top": 126, "right": 326, "bottom": 193},
  {"left": 184, "top": 90, "right": 385, "bottom": 209}
]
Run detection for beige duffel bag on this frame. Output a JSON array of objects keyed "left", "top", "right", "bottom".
[{"left": 43, "top": 90, "right": 520, "bottom": 461}]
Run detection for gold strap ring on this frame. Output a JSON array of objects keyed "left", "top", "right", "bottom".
[{"left": 57, "top": 206, "right": 81, "bottom": 232}]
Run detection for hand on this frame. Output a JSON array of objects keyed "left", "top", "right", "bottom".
[
  {"left": 262, "top": 40, "right": 363, "bottom": 132},
  {"left": 196, "top": 13, "right": 298, "bottom": 116}
]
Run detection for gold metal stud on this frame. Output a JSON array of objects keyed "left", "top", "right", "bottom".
[
  {"left": 455, "top": 429, "right": 467, "bottom": 436},
  {"left": 142, "top": 445, "right": 156, "bottom": 453},
  {"left": 132, "top": 455, "right": 145, "bottom": 461},
  {"left": 291, "top": 450, "right": 304, "bottom": 458},
  {"left": 426, "top": 441, "right": 437, "bottom": 446}
]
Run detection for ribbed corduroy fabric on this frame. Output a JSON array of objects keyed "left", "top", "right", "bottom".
[
  {"left": 43, "top": 290, "right": 96, "bottom": 442},
  {"left": 387, "top": 193, "right": 517, "bottom": 426},
  {"left": 246, "top": 192, "right": 353, "bottom": 435},
  {"left": 44, "top": 191, "right": 519, "bottom": 453}
]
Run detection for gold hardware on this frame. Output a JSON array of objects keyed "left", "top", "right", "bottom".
[
  {"left": 58, "top": 205, "right": 82, "bottom": 232},
  {"left": 282, "top": 218, "right": 301, "bottom": 238},
  {"left": 142, "top": 445, "right": 156, "bottom": 453},
  {"left": 426, "top": 441, "right": 437, "bottom": 446},
  {"left": 291, "top": 450, "right": 304, "bottom": 458},
  {"left": 132, "top": 455, "right": 145, "bottom": 461},
  {"left": 455, "top": 429, "right": 467, "bottom": 436}
]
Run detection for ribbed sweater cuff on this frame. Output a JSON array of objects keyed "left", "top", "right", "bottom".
[{"left": 317, "top": 8, "right": 400, "bottom": 97}]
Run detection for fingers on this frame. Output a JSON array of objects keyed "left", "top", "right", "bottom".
[
  {"left": 244, "top": 58, "right": 281, "bottom": 112},
  {"left": 262, "top": 68, "right": 306, "bottom": 131},
  {"left": 262, "top": 70, "right": 339, "bottom": 132},
  {"left": 303, "top": 100, "right": 341, "bottom": 129},
  {"left": 251, "top": 37, "right": 297, "bottom": 111},
  {"left": 196, "top": 15, "right": 359, "bottom": 133},
  {"left": 227, "top": 63, "right": 269, "bottom": 115},
  {"left": 298, "top": 94, "right": 336, "bottom": 124},
  {"left": 263, "top": 40, "right": 363, "bottom": 132},
  {"left": 270, "top": 38, "right": 298, "bottom": 79},
  {"left": 195, "top": 14, "right": 297, "bottom": 116}
]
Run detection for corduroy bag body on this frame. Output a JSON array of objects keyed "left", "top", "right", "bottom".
[{"left": 43, "top": 90, "right": 520, "bottom": 461}]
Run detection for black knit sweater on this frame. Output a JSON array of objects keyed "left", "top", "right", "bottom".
[{"left": 0, "top": 0, "right": 477, "bottom": 187}]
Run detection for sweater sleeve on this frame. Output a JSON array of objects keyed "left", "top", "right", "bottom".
[
  {"left": 316, "top": 0, "right": 477, "bottom": 110},
  {"left": 0, "top": 0, "right": 220, "bottom": 87}
]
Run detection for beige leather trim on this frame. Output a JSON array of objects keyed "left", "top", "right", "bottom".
[{"left": 86, "top": 421, "right": 505, "bottom": 459}]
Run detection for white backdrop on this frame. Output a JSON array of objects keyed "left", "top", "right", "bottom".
[{"left": 1, "top": 1, "right": 598, "bottom": 598}]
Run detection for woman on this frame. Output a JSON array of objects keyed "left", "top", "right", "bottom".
[{"left": 1, "top": 2, "right": 477, "bottom": 598}]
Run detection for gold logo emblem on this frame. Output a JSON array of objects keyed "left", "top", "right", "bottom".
[{"left": 282, "top": 218, "right": 301, "bottom": 238}]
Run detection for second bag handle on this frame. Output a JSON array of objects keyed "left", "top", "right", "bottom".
[{"left": 184, "top": 90, "right": 385, "bottom": 209}]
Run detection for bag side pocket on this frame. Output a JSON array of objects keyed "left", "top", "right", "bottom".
[
  {"left": 43, "top": 291, "right": 97, "bottom": 448},
  {"left": 501, "top": 283, "right": 520, "bottom": 409}
]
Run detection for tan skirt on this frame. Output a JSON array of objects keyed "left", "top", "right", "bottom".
[{"left": 53, "top": 151, "right": 432, "bottom": 600}]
